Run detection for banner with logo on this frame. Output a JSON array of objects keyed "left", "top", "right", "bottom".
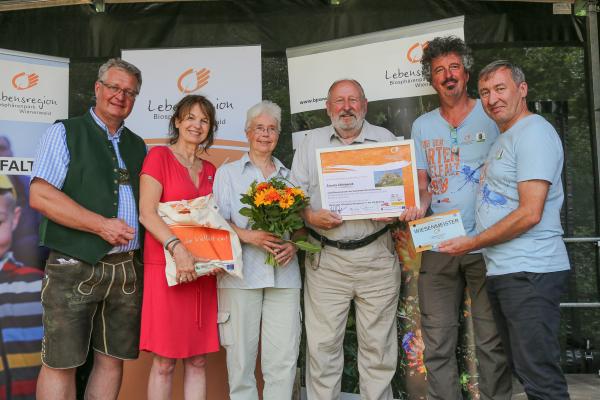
[
  {"left": 122, "top": 46, "right": 261, "bottom": 165},
  {"left": 286, "top": 17, "right": 483, "bottom": 399},
  {"left": 0, "top": 50, "right": 69, "bottom": 172},
  {"left": 0, "top": 48, "right": 69, "bottom": 399},
  {"left": 287, "top": 17, "right": 463, "bottom": 114},
  {"left": 0, "top": 49, "right": 69, "bottom": 268}
]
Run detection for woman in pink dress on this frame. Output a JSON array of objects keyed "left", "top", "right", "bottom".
[{"left": 138, "top": 95, "right": 220, "bottom": 400}]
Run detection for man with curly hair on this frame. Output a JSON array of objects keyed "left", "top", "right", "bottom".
[{"left": 401, "top": 36, "right": 511, "bottom": 400}]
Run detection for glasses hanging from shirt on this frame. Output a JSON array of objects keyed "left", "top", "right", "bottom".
[{"left": 450, "top": 127, "right": 459, "bottom": 155}]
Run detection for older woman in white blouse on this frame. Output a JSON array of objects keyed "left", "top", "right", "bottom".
[{"left": 213, "top": 100, "right": 301, "bottom": 400}]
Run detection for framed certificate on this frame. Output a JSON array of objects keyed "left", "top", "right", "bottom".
[
  {"left": 408, "top": 210, "right": 466, "bottom": 252},
  {"left": 316, "top": 140, "right": 420, "bottom": 220}
]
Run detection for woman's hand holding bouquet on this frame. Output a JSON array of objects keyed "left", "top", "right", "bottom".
[{"left": 240, "top": 178, "right": 321, "bottom": 266}]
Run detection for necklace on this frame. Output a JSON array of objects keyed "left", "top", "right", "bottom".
[{"left": 171, "top": 148, "right": 198, "bottom": 169}]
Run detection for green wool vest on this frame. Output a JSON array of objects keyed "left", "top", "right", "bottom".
[{"left": 39, "top": 112, "right": 147, "bottom": 264}]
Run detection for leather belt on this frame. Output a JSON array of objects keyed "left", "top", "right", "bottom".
[
  {"left": 308, "top": 226, "right": 390, "bottom": 250},
  {"left": 102, "top": 251, "right": 135, "bottom": 264}
]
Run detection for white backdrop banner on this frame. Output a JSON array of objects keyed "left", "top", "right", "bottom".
[
  {"left": 0, "top": 48, "right": 69, "bottom": 164},
  {"left": 122, "top": 46, "right": 261, "bottom": 156},
  {"left": 286, "top": 16, "right": 464, "bottom": 114}
]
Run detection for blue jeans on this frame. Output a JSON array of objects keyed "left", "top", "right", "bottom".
[{"left": 487, "top": 270, "right": 570, "bottom": 400}]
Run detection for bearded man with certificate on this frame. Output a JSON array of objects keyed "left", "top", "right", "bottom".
[{"left": 291, "top": 79, "right": 401, "bottom": 400}]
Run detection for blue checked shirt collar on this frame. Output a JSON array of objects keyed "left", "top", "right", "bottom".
[{"left": 89, "top": 108, "right": 125, "bottom": 142}]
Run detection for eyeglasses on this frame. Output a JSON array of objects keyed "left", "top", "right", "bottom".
[
  {"left": 253, "top": 125, "right": 279, "bottom": 135},
  {"left": 332, "top": 97, "right": 362, "bottom": 106},
  {"left": 450, "top": 127, "right": 459, "bottom": 155},
  {"left": 99, "top": 80, "right": 138, "bottom": 100}
]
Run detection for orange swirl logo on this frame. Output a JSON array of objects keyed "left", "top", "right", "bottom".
[
  {"left": 12, "top": 72, "right": 39, "bottom": 90},
  {"left": 177, "top": 68, "right": 210, "bottom": 94},
  {"left": 406, "top": 42, "right": 428, "bottom": 64}
]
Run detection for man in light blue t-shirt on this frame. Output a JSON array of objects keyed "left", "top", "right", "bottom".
[
  {"left": 440, "top": 60, "right": 570, "bottom": 399},
  {"left": 402, "top": 36, "right": 510, "bottom": 400}
]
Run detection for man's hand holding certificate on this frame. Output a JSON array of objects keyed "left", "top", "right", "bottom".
[{"left": 409, "top": 210, "right": 466, "bottom": 252}]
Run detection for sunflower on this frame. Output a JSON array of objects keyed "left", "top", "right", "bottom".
[
  {"left": 253, "top": 190, "right": 269, "bottom": 206},
  {"left": 279, "top": 194, "right": 295, "bottom": 209},
  {"left": 290, "top": 187, "right": 305, "bottom": 198}
]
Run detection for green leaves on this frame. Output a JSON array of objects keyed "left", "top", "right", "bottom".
[
  {"left": 293, "top": 239, "right": 321, "bottom": 253},
  {"left": 239, "top": 207, "right": 253, "bottom": 218}
]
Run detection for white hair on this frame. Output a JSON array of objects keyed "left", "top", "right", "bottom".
[{"left": 245, "top": 100, "right": 282, "bottom": 131}]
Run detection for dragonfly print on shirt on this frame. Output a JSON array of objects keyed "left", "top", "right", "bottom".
[
  {"left": 479, "top": 183, "right": 508, "bottom": 210},
  {"left": 453, "top": 164, "right": 483, "bottom": 193}
]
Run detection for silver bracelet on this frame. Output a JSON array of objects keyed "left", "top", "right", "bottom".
[
  {"left": 163, "top": 236, "right": 179, "bottom": 250},
  {"left": 168, "top": 240, "right": 182, "bottom": 256}
]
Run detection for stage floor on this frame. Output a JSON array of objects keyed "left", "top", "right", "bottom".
[
  {"left": 301, "top": 374, "right": 600, "bottom": 400},
  {"left": 512, "top": 374, "right": 599, "bottom": 400}
]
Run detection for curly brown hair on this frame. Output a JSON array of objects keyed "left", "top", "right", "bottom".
[{"left": 421, "top": 36, "right": 473, "bottom": 84}]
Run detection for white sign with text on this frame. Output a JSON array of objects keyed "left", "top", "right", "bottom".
[
  {"left": 287, "top": 17, "right": 464, "bottom": 113},
  {"left": 123, "top": 46, "right": 261, "bottom": 145}
]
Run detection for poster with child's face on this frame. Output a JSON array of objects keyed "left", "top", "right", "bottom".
[{"left": 0, "top": 184, "right": 21, "bottom": 258}]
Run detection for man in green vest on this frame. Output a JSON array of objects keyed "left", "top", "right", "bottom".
[{"left": 30, "top": 58, "right": 147, "bottom": 400}]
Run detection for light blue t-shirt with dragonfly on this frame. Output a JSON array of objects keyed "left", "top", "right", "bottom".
[
  {"left": 412, "top": 99, "right": 499, "bottom": 237},
  {"left": 475, "top": 114, "right": 570, "bottom": 276}
]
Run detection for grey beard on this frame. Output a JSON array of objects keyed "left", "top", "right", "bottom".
[{"left": 332, "top": 114, "right": 364, "bottom": 132}]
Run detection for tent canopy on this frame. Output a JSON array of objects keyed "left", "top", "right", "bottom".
[{"left": 0, "top": 0, "right": 588, "bottom": 58}]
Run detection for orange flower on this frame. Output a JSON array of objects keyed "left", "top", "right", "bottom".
[
  {"left": 256, "top": 182, "right": 269, "bottom": 192},
  {"left": 264, "top": 188, "right": 281, "bottom": 203}
]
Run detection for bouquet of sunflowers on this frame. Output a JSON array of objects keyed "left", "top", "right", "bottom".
[{"left": 240, "top": 177, "right": 321, "bottom": 266}]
